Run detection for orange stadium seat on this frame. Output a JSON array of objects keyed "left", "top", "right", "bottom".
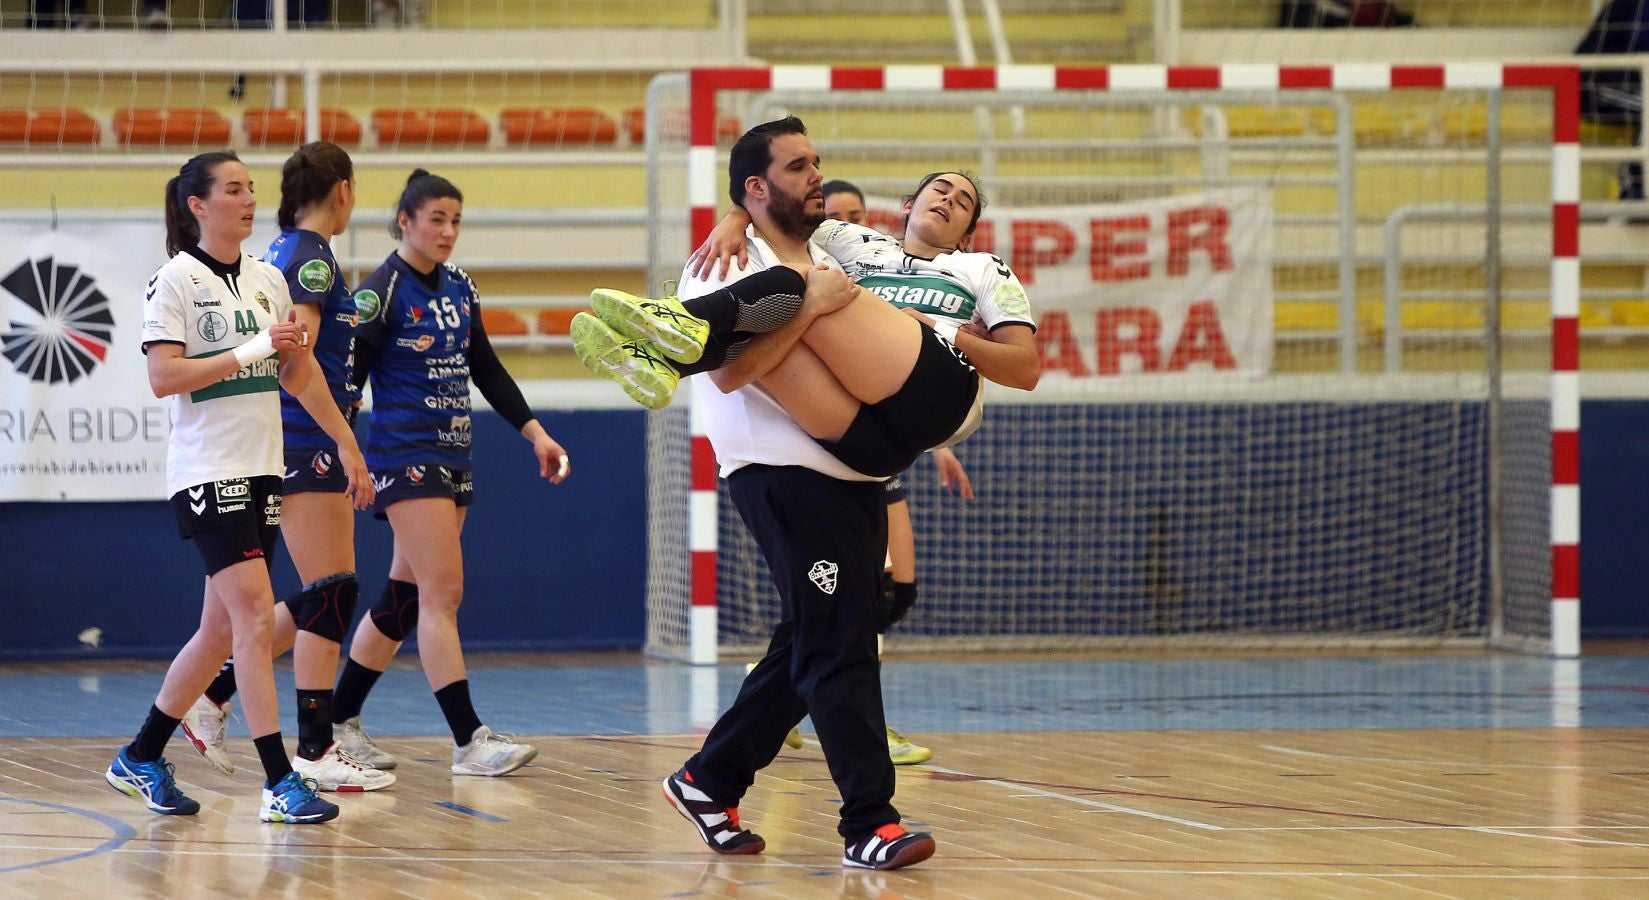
[
  {"left": 622, "top": 106, "right": 743, "bottom": 146},
  {"left": 370, "top": 107, "right": 490, "bottom": 147},
  {"left": 480, "top": 308, "right": 529, "bottom": 336},
  {"left": 114, "top": 108, "right": 232, "bottom": 147},
  {"left": 536, "top": 308, "right": 583, "bottom": 336},
  {"left": 621, "top": 107, "right": 648, "bottom": 145},
  {"left": 244, "top": 108, "right": 363, "bottom": 147},
  {"left": 500, "top": 108, "right": 618, "bottom": 146},
  {"left": 0, "top": 108, "right": 101, "bottom": 145}
]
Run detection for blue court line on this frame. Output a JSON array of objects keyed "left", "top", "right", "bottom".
[
  {"left": 432, "top": 801, "right": 508, "bottom": 823},
  {"left": 0, "top": 796, "right": 136, "bottom": 874}
]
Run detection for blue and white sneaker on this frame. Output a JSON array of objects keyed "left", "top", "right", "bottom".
[
  {"left": 105, "top": 746, "right": 200, "bottom": 815},
  {"left": 259, "top": 771, "right": 339, "bottom": 824}
]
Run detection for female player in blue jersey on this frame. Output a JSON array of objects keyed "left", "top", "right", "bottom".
[
  {"left": 180, "top": 142, "right": 395, "bottom": 793},
  {"left": 329, "top": 168, "right": 571, "bottom": 777},
  {"left": 107, "top": 150, "right": 371, "bottom": 825}
]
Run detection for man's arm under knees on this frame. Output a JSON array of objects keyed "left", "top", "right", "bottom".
[{"left": 710, "top": 269, "right": 864, "bottom": 393}]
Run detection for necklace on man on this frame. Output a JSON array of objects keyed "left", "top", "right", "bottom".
[{"left": 754, "top": 225, "right": 811, "bottom": 267}]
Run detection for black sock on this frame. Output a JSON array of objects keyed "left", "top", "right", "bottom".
[
  {"left": 332, "top": 658, "right": 384, "bottom": 723},
  {"left": 204, "top": 659, "right": 238, "bottom": 706},
  {"left": 682, "top": 267, "right": 808, "bottom": 335},
  {"left": 127, "top": 705, "right": 181, "bottom": 763},
  {"left": 434, "top": 680, "right": 484, "bottom": 746},
  {"left": 295, "top": 689, "right": 334, "bottom": 761},
  {"left": 254, "top": 732, "right": 294, "bottom": 787},
  {"left": 672, "top": 332, "right": 743, "bottom": 377}
]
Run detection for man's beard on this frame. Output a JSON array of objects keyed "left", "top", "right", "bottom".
[{"left": 767, "top": 184, "right": 823, "bottom": 240}]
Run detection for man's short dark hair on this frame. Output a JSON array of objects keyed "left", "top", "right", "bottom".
[
  {"left": 729, "top": 116, "right": 809, "bottom": 207},
  {"left": 822, "top": 179, "right": 863, "bottom": 203}
]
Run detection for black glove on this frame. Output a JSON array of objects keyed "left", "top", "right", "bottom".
[{"left": 875, "top": 572, "right": 917, "bottom": 633}]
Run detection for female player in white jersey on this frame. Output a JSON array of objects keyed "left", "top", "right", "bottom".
[
  {"left": 105, "top": 150, "right": 372, "bottom": 824},
  {"left": 575, "top": 166, "right": 1038, "bottom": 480},
  {"left": 326, "top": 169, "right": 572, "bottom": 777},
  {"left": 179, "top": 142, "right": 395, "bottom": 793}
]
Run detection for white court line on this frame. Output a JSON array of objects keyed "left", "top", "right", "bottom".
[
  {"left": 1261, "top": 743, "right": 1599, "bottom": 770},
  {"left": 1225, "top": 825, "right": 1649, "bottom": 831},
  {"left": 922, "top": 765, "right": 1224, "bottom": 831},
  {"left": 1259, "top": 745, "right": 1649, "bottom": 848},
  {"left": 1222, "top": 824, "right": 1649, "bottom": 848},
  {"left": 1460, "top": 827, "right": 1649, "bottom": 849}
]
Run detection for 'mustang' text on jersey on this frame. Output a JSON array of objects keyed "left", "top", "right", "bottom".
[
  {"left": 140, "top": 250, "right": 292, "bottom": 495},
  {"left": 812, "top": 220, "right": 1036, "bottom": 340},
  {"left": 354, "top": 253, "right": 476, "bottom": 470},
  {"left": 263, "top": 229, "right": 360, "bottom": 451}
]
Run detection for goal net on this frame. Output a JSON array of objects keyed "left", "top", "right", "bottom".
[{"left": 643, "top": 65, "right": 1579, "bottom": 663}]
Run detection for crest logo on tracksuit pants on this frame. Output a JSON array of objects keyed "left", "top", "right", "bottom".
[{"left": 808, "top": 560, "right": 839, "bottom": 595}]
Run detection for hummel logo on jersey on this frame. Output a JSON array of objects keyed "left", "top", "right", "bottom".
[
  {"left": 808, "top": 560, "right": 839, "bottom": 595},
  {"left": 187, "top": 485, "right": 206, "bottom": 515}
]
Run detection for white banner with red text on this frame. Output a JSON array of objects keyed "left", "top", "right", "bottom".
[{"left": 864, "top": 187, "right": 1274, "bottom": 379}]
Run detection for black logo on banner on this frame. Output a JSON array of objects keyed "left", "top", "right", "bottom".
[{"left": 0, "top": 257, "right": 115, "bottom": 384}]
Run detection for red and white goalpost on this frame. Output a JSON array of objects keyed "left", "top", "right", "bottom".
[{"left": 646, "top": 63, "right": 1581, "bottom": 665}]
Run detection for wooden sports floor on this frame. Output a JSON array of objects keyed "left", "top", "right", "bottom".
[{"left": 4, "top": 650, "right": 1649, "bottom": 897}]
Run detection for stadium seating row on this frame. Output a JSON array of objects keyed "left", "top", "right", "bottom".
[
  {"left": 0, "top": 106, "right": 743, "bottom": 148},
  {"left": 1186, "top": 102, "right": 1564, "bottom": 143},
  {"left": 1273, "top": 299, "right": 1649, "bottom": 334},
  {"left": 480, "top": 306, "right": 582, "bottom": 338}
]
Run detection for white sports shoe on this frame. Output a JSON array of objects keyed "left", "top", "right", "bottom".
[
  {"left": 180, "top": 695, "right": 234, "bottom": 775},
  {"left": 336, "top": 716, "right": 397, "bottom": 770},
  {"left": 293, "top": 743, "right": 397, "bottom": 792},
  {"left": 452, "top": 725, "right": 538, "bottom": 776}
]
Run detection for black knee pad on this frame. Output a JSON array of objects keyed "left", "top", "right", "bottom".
[
  {"left": 368, "top": 578, "right": 420, "bottom": 642},
  {"left": 286, "top": 572, "right": 359, "bottom": 643}
]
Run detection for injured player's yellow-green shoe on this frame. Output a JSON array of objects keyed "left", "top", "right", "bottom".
[
  {"left": 886, "top": 727, "right": 932, "bottom": 765},
  {"left": 590, "top": 288, "right": 709, "bottom": 365},
  {"left": 571, "top": 312, "right": 680, "bottom": 410}
]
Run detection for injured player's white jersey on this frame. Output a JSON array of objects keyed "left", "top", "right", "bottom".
[{"left": 811, "top": 219, "right": 1035, "bottom": 342}]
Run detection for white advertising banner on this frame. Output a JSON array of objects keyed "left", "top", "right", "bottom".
[
  {"left": 0, "top": 224, "right": 173, "bottom": 501},
  {"left": 866, "top": 186, "right": 1274, "bottom": 378}
]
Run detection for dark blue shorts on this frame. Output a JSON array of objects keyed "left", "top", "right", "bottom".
[
  {"left": 369, "top": 464, "right": 473, "bottom": 520},
  {"left": 283, "top": 447, "right": 350, "bottom": 496}
]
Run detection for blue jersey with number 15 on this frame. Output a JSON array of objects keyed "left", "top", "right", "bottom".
[{"left": 353, "top": 252, "right": 476, "bottom": 470}]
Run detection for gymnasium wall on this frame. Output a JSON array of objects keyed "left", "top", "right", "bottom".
[
  {"left": 3, "top": 396, "right": 1649, "bottom": 658},
  {"left": 1, "top": 406, "right": 645, "bottom": 659}
]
